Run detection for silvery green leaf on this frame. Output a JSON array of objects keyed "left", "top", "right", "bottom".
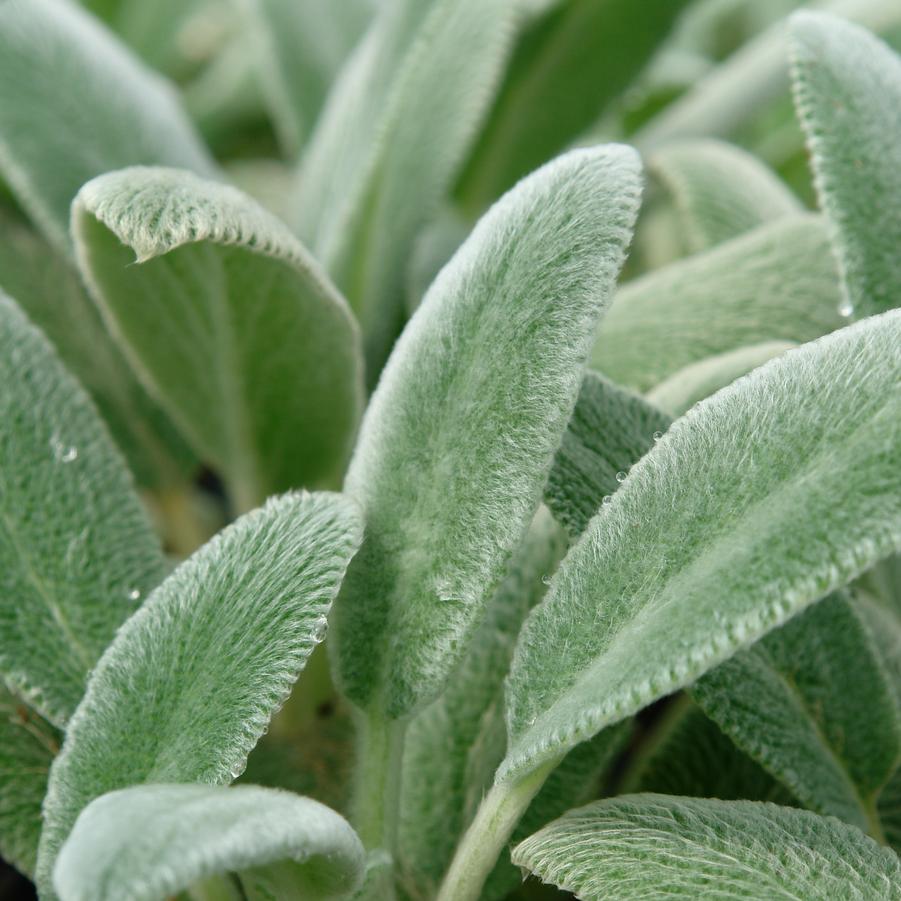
[
  {"left": 0, "top": 0, "right": 216, "bottom": 257},
  {"left": 454, "top": 0, "right": 690, "bottom": 213},
  {"left": 502, "top": 311, "right": 901, "bottom": 785},
  {"left": 331, "top": 145, "right": 642, "bottom": 718},
  {"left": 0, "top": 686, "right": 60, "bottom": 878},
  {"left": 857, "top": 593, "right": 901, "bottom": 702},
  {"left": 789, "top": 12, "right": 901, "bottom": 319},
  {"left": 72, "top": 166, "right": 364, "bottom": 512},
  {"left": 591, "top": 215, "right": 842, "bottom": 392},
  {"left": 297, "top": 0, "right": 515, "bottom": 378},
  {"left": 649, "top": 139, "right": 801, "bottom": 253},
  {"left": 0, "top": 291, "right": 166, "bottom": 726},
  {"left": 647, "top": 341, "right": 796, "bottom": 417},
  {"left": 53, "top": 784, "right": 365, "bottom": 901},
  {"left": 36, "top": 491, "right": 363, "bottom": 898},
  {"left": 511, "top": 795, "right": 901, "bottom": 900},
  {"left": 405, "top": 209, "right": 470, "bottom": 314},
  {"left": 546, "top": 371, "right": 671, "bottom": 539},
  {"left": 0, "top": 209, "right": 195, "bottom": 490},
  {"left": 693, "top": 592, "right": 901, "bottom": 834}
]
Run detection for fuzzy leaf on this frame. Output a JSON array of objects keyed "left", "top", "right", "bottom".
[
  {"left": 546, "top": 371, "right": 671, "bottom": 539},
  {"left": 331, "top": 145, "right": 642, "bottom": 718},
  {"left": 501, "top": 311, "right": 901, "bottom": 785},
  {"left": 0, "top": 0, "right": 216, "bottom": 256},
  {"left": 36, "top": 491, "right": 363, "bottom": 897},
  {"left": 880, "top": 767, "right": 901, "bottom": 855},
  {"left": 53, "top": 784, "right": 365, "bottom": 901},
  {"left": 72, "top": 166, "right": 363, "bottom": 511},
  {"left": 693, "top": 593, "right": 901, "bottom": 833},
  {"left": 455, "top": 0, "right": 690, "bottom": 213},
  {"left": 649, "top": 139, "right": 801, "bottom": 253},
  {"left": 297, "top": 0, "right": 515, "bottom": 379},
  {"left": 591, "top": 215, "right": 842, "bottom": 392},
  {"left": 647, "top": 341, "right": 796, "bottom": 417},
  {"left": 511, "top": 795, "right": 901, "bottom": 899},
  {"left": 790, "top": 12, "right": 901, "bottom": 319},
  {"left": 0, "top": 687, "right": 60, "bottom": 878},
  {"left": 0, "top": 291, "right": 166, "bottom": 726}
]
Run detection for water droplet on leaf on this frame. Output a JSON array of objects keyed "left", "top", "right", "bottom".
[
  {"left": 838, "top": 298, "right": 853, "bottom": 318},
  {"left": 653, "top": 431, "right": 663, "bottom": 441},
  {"left": 127, "top": 588, "right": 141, "bottom": 602},
  {"left": 615, "top": 470, "right": 627, "bottom": 483}
]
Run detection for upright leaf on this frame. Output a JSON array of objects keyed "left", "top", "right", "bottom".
[
  {"left": 331, "top": 145, "right": 642, "bottom": 718},
  {"left": 0, "top": 0, "right": 216, "bottom": 256},
  {"left": 693, "top": 593, "right": 901, "bottom": 834},
  {"left": 502, "top": 311, "right": 901, "bottom": 786},
  {"left": 512, "top": 795, "right": 901, "bottom": 899},
  {"left": 790, "top": 12, "right": 901, "bottom": 318},
  {"left": 73, "top": 167, "right": 364, "bottom": 511},
  {"left": 590, "top": 215, "right": 842, "bottom": 392},
  {"left": 0, "top": 291, "right": 166, "bottom": 726},
  {"left": 54, "top": 784, "right": 365, "bottom": 901},
  {"left": 36, "top": 491, "right": 363, "bottom": 897}
]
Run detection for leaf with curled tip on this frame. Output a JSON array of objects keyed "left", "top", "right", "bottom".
[
  {"left": 0, "top": 291, "right": 167, "bottom": 727},
  {"left": 72, "top": 166, "right": 364, "bottom": 511},
  {"left": 330, "top": 145, "right": 642, "bottom": 720},
  {"left": 511, "top": 795, "right": 901, "bottom": 900},
  {"left": 53, "top": 784, "right": 365, "bottom": 901},
  {"left": 789, "top": 12, "right": 901, "bottom": 319},
  {"left": 35, "top": 491, "right": 363, "bottom": 900},
  {"left": 0, "top": 0, "right": 216, "bottom": 257}
]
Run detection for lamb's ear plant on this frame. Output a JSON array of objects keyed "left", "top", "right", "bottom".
[{"left": 1, "top": 2, "right": 900, "bottom": 900}]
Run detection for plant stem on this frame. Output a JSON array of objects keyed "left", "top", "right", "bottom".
[{"left": 436, "top": 761, "right": 558, "bottom": 901}]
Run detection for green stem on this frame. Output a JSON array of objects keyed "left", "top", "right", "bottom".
[{"left": 436, "top": 762, "right": 558, "bottom": 901}]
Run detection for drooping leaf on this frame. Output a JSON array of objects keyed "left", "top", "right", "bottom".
[
  {"left": 296, "top": 0, "right": 516, "bottom": 379},
  {"left": 511, "top": 795, "right": 901, "bottom": 899},
  {"left": 590, "top": 214, "right": 842, "bottom": 392},
  {"left": 0, "top": 0, "right": 216, "bottom": 256},
  {"left": 0, "top": 209, "right": 195, "bottom": 490},
  {"left": 0, "top": 686, "right": 60, "bottom": 878},
  {"left": 72, "top": 166, "right": 364, "bottom": 512},
  {"left": 789, "top": 11, "right": 901, "bottom": 319},
  {"left": 501, "top": 311, "right": 901, "bottom": 786},
  {"left": 36, "top": 491, "right": 363, "bottom": 897},
  {"left": 454, "top": 0, "right": 691, "bottom": 214},
  {"left": 545, "top": 371, "right": 671, "bottom": 539},
  {"left": 53, "top": 784, "right": 365, "bottom": 901},
  {"left": 649, "top": 139, "right": 801, "bottom": 253},
  {"left": 647, "top": 341, "right": 795, "bottom": 417},
  {"left": 0, "top": 291, "right": 166, "bottom": 726},
  {"left": 692, "top": 592, "right": 901, "bottom": 834},
  {"left": 331, "top": 145, "right": 642, "bottom": 719}
]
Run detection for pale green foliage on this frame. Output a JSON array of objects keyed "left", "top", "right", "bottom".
[
  {"left": 790, "top": 11, "right": 901, "bottom": 318},
  {"left": 0, "top": 0, "right": 215, "bottom": 256},
  {"left": 649, "top": 140, "right": 801, "bottom": 253},
  {"left": 54, "top": 784, "right": 365, "bottom": 901},
  {"left": 331, "top": 145, "right": 642, "bottom": 719},
  {"left": 591, "top": 215, "right": 843, "bottom": 392},
  {"left": 511, "top": 794, "right": 901, "bottom": 899},
  {"left": 502, "top": 311, "right": 901, "bottom": 784},
  {"left": 72, "top": 166, "right": 363, "bottom": 510},
  {"left": 36, "top": 492, "right": 362, "bottom": 898},
  {"left": 0, "top": 291, "right": 166, "bottom": 726}
]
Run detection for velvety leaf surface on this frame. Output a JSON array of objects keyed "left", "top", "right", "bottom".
[
  {"left": 649, "top": 139, "right": 801, "bottom": 253},
  {"left": 331, "top": 145, "right": 642, "bottom": 719},
  {"left": 0, "top": 686, "right": 60, "bottom": 878},
  {"left": 591, "top": 214, "right": 843, "bottom": 392},
  {"left": 73, "top": 167, "right": 363, "bottom": 511},
  {"left": 880, "top": 767, "right": 901, "bottom": 855},
  {"left": 502, "top": 311, "right": 901, "bottom": 784},
  {"left": 54, "top": 784, "right": 365, "bottom": 901},
  {"left": 36, "top": 492, "right": 363, "bottom": 897},
  {"left": 546, "top": 371, "right": 671, "bottom": 539},
  {"left": 0, "top": 0, "right": 216, "bottom": 256},
  {"left": 790, "top": 12, "right": 901, "bottom": 319},
  {"left": 511, "top": 795, "right": 901, "bottom": 899},
  {"left": 693, "top": 593, "right": 900, "bottom": 834},
  {"left": 0, "top": 291, "right": 166, "bottom": 726}
]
